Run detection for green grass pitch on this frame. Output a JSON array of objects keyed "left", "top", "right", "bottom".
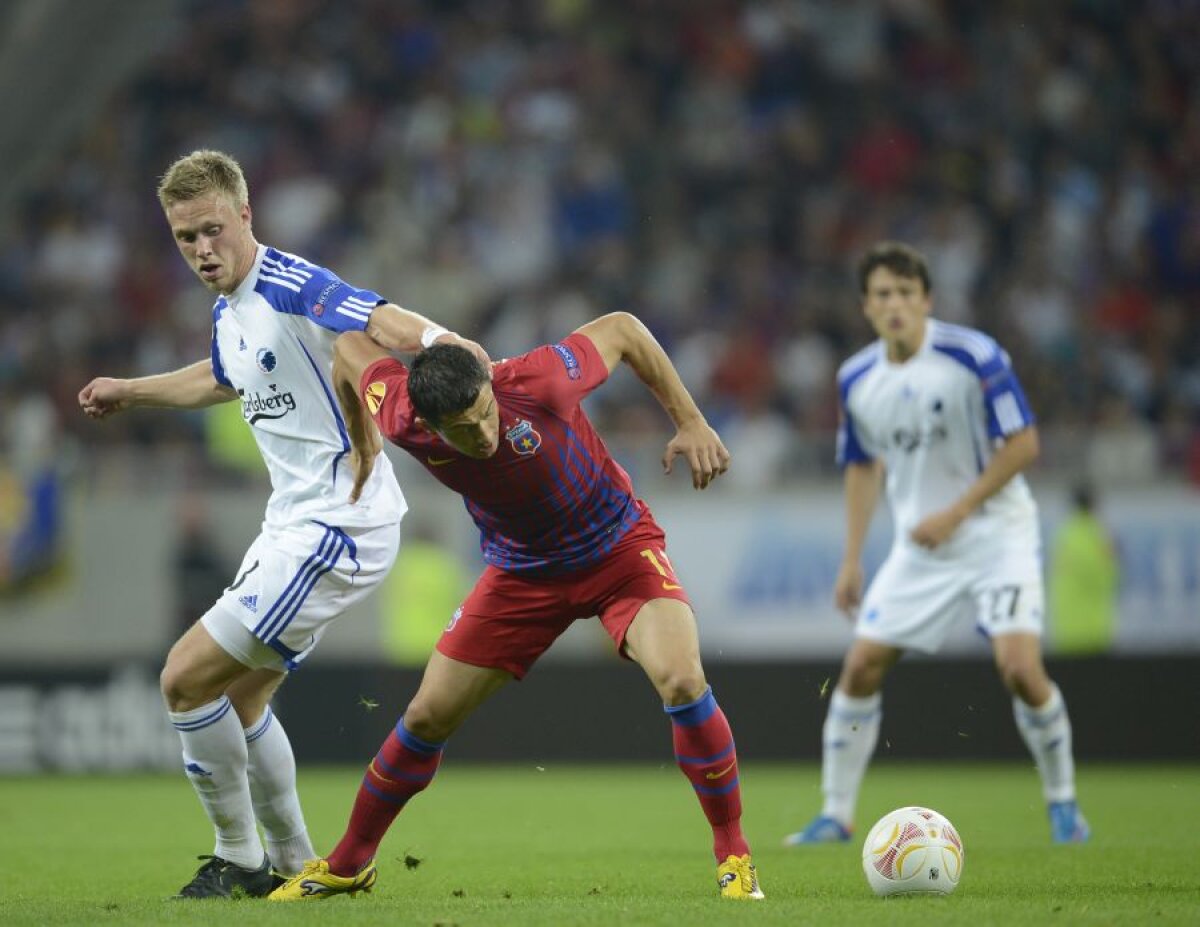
[{"left": 2, "top": 763, "right": 1197, "bottom": 925}]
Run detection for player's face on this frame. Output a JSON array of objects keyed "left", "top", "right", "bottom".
[
  {"left": 165, "top": 192, "right": 258, "bottom": 295},
  {"left": 862, "top": 267, "right": 931, "bottom": 357},
  {"left": 433, "top": 383, "right": 501, "bottom": 459}
]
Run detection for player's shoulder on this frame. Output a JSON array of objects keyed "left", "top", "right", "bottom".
[
  {"left": 253, "top": 247, "right": 330, "bottom": 313},
  {"left": 504, "top": 334, "right": 588, "bottom": 376},
  {"left": 928, "top": 320, "right": 1004, "bottom": 371},
  {"left": 489, "top": 355, "right": 518, "bottom": 386},
  {"left": 837, "top": 341, "right": 882, "bottom": 392}
]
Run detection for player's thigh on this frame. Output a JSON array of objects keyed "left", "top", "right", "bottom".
[
  {"left": 623, "top": 597, "right": 706, "bottom": 703},
  {"left": 204, "top": 520, "right": 400, "bottom": 672},
  {"left": 856, "top": 546, "right": 971, "bottom": 653},
  {"left": 585, "top": 518, "right": 693, "bottom": 659},
  {"left": 436, "top": 567, "right": 576, "bottom": 679},
  {"left": 404, "top": 650, "right": 513, "bottom": 741},
  {"left": 969, "top": 548, "right": 1045, "bottom": 643}
]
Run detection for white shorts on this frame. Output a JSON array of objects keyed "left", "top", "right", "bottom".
[
  {"left": 855, "top": 525, "right": 1044, "bottom": 653},
  {"left": 201, "top": 519, "right": 400, "bottom": 672}
]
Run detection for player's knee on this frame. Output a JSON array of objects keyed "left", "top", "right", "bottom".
[
  {"left": 159, "top": 659, "right": 193, "bottom": 711},
  {"left": 654, "top": 667, "right": 707, "bottom": 706},
  {"left": 227, "top": 691, "right": 268, "bottom": 728},
  {"left": 997, "top": 658, "right": 1040, "bottom": 698},
  {"left": 400, "top": 700, "right": 454, "bottom": 744},
  {"left": 840, "top": 659, "right": 885, "bottom": 696},
  {"left": 159, "top": 654, "right": 219, "bottom": 712}
]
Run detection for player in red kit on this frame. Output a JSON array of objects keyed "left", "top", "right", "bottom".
[{"left": 269, "top": 311, "right": 763, "bottom": 902}]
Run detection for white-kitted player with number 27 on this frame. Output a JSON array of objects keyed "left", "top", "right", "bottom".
[{"left": 785, "top": 241, "right": 1090, "bottom": 847}]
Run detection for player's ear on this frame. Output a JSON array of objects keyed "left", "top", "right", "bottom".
[{"left": 413, "top": 416, "right": 434, "bottom": 434}]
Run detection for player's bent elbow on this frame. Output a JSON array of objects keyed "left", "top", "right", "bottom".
[
  {"left": 578, "top": 311, "right": 644, "bottom": 368},
  {"left": 333, "top": 331, "right": 374, "bottom": 379}
]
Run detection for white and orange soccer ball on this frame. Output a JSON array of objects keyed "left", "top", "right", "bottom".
[{"left": 861, "top": 806, "right": 964, "bottom": 897}]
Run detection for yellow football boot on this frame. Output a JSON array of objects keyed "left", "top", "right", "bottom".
[
  {"left": 267, "top": 858, "right": 377, "bottom": 901},
  {"left": 717, "top": 854, "right": 765, "bottom": 900}
]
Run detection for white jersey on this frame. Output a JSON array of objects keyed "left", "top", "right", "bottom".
[
  {"left": 836, "top": 319, "right": 1037, "bottom": 548},
  {"left": 211, "top": 244, "right": 406, "bottom": 530}
]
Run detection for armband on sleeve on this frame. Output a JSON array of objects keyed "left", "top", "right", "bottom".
[{"left": 420, "top": 325, "right": 452, "bottom": 349}]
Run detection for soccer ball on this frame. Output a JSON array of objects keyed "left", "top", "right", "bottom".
[{"left": 861, "top": 806, "right": 964, "bottom": 897}]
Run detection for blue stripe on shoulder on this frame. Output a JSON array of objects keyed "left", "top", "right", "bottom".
[
  {"left": 930, "top": 342, "right": 985, "bottom": 376},
  {"left": 930, "top": 321, "right": 1000, "bottom": 374},
  {"left": 837, "top": 345, "right": 879, "bottom": 404},
  {"left": 253, "top": 247, "right": 317, "bottom": 315}
]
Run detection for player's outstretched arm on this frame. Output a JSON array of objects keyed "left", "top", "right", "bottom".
[
  {"left": 835, "top": 460, "right": 884, "bottom": 616},
  {"left": 574, "top": 311, "right": 730, "bottom": 490},
  {"left": 910, "top": 426, "right": 1040, "bottom": 549},
  {"left": 366, "top": 303, "right": 490, "bottom": 369},
  {"left": 332, "top": 332, "right": 394, "bottom": 503},
  {"left": 78, "top": 360, "right": 235, "bottom": 420}
]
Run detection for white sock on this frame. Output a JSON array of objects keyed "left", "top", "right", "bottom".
[
  {"left": 820, "top": 690, "right": 882, "bottom": 826},
  {"left": 1013, "top": 684, "right": 1076, "bottom": 803},
  {"left": 169, "top": 696, "right": 265, "bottom": 869},
  {"left": 244, "top": 706, "right": 315, "bottom": 876}
]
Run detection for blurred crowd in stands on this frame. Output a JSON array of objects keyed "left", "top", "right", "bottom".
[{"left": 2, "top": 0, "right": 1199, "bottom": 493}]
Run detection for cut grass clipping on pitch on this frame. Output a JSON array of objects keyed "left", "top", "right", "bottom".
[{"left": 2, "top": 763, "right": 1197, "bottom": 926}]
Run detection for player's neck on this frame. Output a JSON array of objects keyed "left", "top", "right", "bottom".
[
  {"left": 884, "top": 319, "right": 927, "bottom": 364},
  {"left": 223, "top": 240, "right": 262, "bottom": 295}
]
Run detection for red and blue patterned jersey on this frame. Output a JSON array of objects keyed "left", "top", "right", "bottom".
[{"left": 363, "top": 332, "right": 646, "bottom": 575}]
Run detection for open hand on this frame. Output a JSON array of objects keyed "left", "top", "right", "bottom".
[{"left": 663, "top": 419, "right": 731, "bottom": 490}]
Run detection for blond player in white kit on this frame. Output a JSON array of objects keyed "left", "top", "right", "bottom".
[
  {"left": 785, "top": 242, "right": 1089, "bottom": 847},
  {"left": 79, "top": 150, "right": 487, "bottom": 898}
]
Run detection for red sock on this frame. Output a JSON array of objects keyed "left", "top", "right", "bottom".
[
  {"left": 326, "top": 719, "right": 444, "bottom": 876},
  {"left": 667, "top": 687, "right": 750, "bottom": 861}
]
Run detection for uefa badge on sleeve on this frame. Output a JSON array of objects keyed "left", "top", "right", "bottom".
[{"left": 365, "top": 381, "right": 387, "bottom": 415}]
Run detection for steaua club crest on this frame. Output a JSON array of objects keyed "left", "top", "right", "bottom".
[
  {"left": 364, "top": 381, "right": 387, "bottom": 415},
  {"left": 505, "top": 419, "right": 541, "bottom": 456}
]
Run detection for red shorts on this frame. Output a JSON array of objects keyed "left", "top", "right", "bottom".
[{"left": 436, "top": 515, "right": 691, "bottom": 679}]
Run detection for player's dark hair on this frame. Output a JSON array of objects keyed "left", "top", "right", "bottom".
[
  {"left": 857, "top": 241, "right": 932, "bottom": 295},
  {"left": 409, "top": 344, "right": 490, "bottom": 425}
]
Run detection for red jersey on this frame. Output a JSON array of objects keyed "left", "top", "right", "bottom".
[{"left": 362, "top": 333, "right": 647, "bottom": 575}]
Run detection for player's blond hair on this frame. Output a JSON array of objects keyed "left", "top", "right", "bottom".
[{"left": 157, "top": 149, "right": 249, "bottom": 211}]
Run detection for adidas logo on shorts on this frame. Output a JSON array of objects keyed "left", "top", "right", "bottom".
[{"left": 239, "top": 594, "right": 259, "bottom": 613}]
